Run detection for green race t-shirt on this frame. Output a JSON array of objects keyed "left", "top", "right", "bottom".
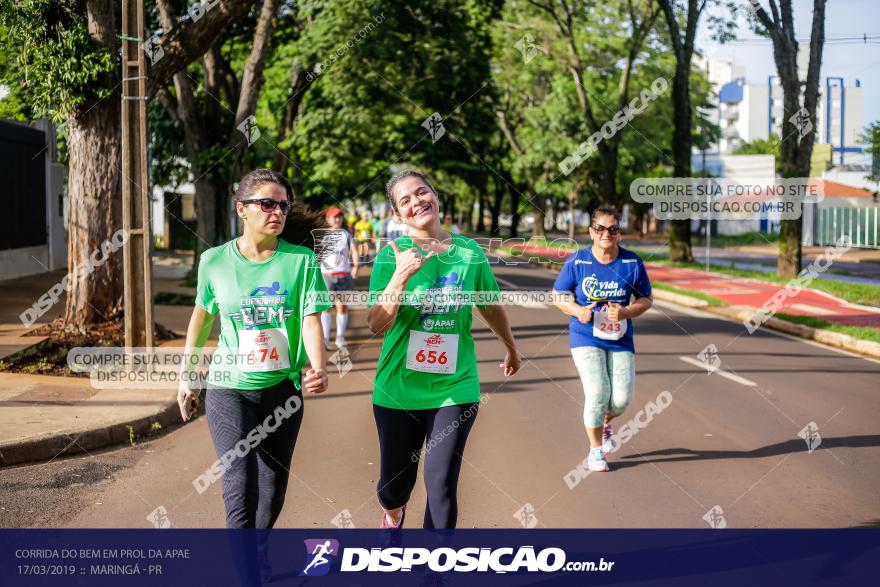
[
  {"left": 196, "top": 238, "right": 331, "bottom": 391},
  {"left": 368, "top": 234, "right": 500, "bottom": 410}
]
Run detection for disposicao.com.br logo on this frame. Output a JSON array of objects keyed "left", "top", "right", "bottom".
[{"left": 300, "top": 539, "right": 615, "bottom": 575}]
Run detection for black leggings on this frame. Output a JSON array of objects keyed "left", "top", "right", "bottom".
[
  {"left": 373, "top": 402, "right": 479, "bottom": 529},
  {"left": 206, "top": 378, "right": 303, "bottom": 529}
]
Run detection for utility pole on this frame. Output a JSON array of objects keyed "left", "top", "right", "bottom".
[{"left": 121, "top": 0, "right": 154, "bottom": 349}]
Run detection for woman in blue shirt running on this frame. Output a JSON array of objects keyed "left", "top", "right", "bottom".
[{"left": 552, "top": 205, "right": 653, "bottom": 472}]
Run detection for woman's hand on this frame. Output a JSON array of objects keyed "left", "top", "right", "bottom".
[
  {"left": 578, "top": 301, "right": 598, "bottom": 323},
  {"left": 177, "top": 380, "right": 200, "bottom": 422},
  {"left": 499, "top": 348, "right": 522, "bottom": 377},
  {"left": 302, "top": 367, "right": 328, "bottom": 394},
  {"left": 606, "top": 302, "right": 629, "bottom": 322},
  {"left": 390, "top": 241, "right": 434, "bottom": 280}
]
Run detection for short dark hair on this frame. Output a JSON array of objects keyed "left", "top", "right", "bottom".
[
  {"left": 385, "top": 170, "right": 435, "bottom": 212},
  {"left": 591, "top": 204, "right": 621, "bottom": 225},
  {"left": 234, "top": 168, "right": 294, "bottom": 203}
]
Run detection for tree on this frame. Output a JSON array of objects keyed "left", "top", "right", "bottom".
[
  {"left": 656, "top": 0, "right": 707, "bottom": 262},
  {"left": 749, "top": 0, "right": 827, "bottom": 277},
  {"left": 1, "top": 0, "right": 258, "bottom": 329},
  {"left": 528, "top": 0, "right": 660, "bottom": 205},
  {"left": 154, "top": 0, "right": 286, "bottom": 268}
]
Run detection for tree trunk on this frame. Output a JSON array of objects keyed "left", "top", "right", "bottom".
[
  {"left": 62, "top": 0, "right": 121, "bottom": 328},
  {"left": 531, "top": 195, "right": 546, "bottom": 238},
  {"left": 63, "top": 100, "right": 123, "bottom": 326},
  {"left": 668, "top": 60, "right": 694, "bottom": 262},
  {"left": 509, "top": 186, "right": 521, "bottom": 239},
  {"left": 476, "top": 193, "right": 486, "bottom": 233}
]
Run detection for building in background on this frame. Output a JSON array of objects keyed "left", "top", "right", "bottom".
[{"left": 696, "top": 52, "right": 866, "bottom": 164}]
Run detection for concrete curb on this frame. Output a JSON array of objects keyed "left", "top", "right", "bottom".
[
  {"left": 0, "top": 396, "right": 185, "bottom": 468},
  {"left": 494, "top": 248, "right": 880, "bottom": 361}
]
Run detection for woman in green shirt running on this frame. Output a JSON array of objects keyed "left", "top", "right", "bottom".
[
  {"left": 367, "top": 170, "right": 521, "bottom": 530},
  {"left": 177, "top": 169, "right": 331, "bottom": 545}
]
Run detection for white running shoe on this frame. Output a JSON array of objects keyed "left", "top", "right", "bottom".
[
  {"left": 323, "top": 339, "right": 333, "bottom": 351},
  {"left": 335, "top": 336, "right": 347, "bottom": 348},
  {"left": 601, "top": 423, "right": 615, "bottom": 453},
  {"left": 587, "top": 447, "right": 610, "bottom": 472}
]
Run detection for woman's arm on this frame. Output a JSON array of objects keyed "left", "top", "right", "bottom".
[
  {"left": 349, "top": 235, "right": 360, "bottom": 279},
  {"left": 552, "top": 290, "right": 597, "bottom": 323},
  {"left": 608, "top": 295, "right": 653, "bottom": 321},
  {"left": 366, "top": 242, "right": 432, "bottom": 334},
  {"left": 300, "top": 312, "right": 328, "bottom": 394},
  {"left": 177, "top": 306, "right": 215, "bottom": 421},
  {"left": 476, "top": 304, "right": 521, "bottom": 377}
]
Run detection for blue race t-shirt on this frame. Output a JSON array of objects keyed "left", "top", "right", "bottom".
[{"left": 553, "top": 246, "right": 652, "bottom": 352}]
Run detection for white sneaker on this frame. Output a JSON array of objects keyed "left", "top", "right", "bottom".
[
  {"left": 587, "top": 447, "right": 609, "bottom": 472},
  {"left": 323, "top": 339, "right": 333, "bottom": 351},
  {"left": 335, "top": 336, "right": 347, "bottom": 348}
]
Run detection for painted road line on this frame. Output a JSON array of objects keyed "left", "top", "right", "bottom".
[
  {"left": 651, "top": 299, "right": 880, "bottom": 366},
  {"left": 494, "top": 276, "right": 549, "bottom": 308},
  {"left": 788, "top": 303, "right": 837, "bottom": 316},
  {"left": 679, "top": 356, "right": 758, "bottom": 387}
]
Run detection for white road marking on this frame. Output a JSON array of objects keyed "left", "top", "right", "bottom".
[
  {"left": 679, "top": 356, "right": 757, "bottom": 387},
  {"left": 494, "top": 276, "right": 549, "bottom": 308},
  {"left": 652, "top": 299, "right": 880, "bottom": 366},
  {"left": 788, "top": 304, "right": 837, "bottom": 316}
]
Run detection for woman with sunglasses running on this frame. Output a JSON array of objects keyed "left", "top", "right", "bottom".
[
  {"left": 177, "top": 169, "right": 330, "bottom": 567},
  {"left": 367, "top": 170, "right": 521, "bottom": 530},
  {"left": 552, "top": 205, "right": 652, "bottom": 472}
]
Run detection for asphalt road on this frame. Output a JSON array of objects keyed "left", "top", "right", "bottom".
[{"left": 2, "top": 258, "right": 878, "bottom": 530}]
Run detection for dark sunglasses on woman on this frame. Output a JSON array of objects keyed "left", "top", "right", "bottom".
[
  {"left": 591, "top": 223, "right": 621, "bottom": 235},
  {"left": 239, "top": 198, "right": 293, "bottom": 214}
]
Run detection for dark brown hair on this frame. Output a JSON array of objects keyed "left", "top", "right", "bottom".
[
  {"left": 234, "top": 168, "right": 324, "bottom": 250},
  {"left": 385, "top": 170, "right": 436, "bottom": 212},
  {"left": 591, "top": 204, "right": 621, "bottom": 225},
  {"left": 234, "top": 168, "right": 294, "bottom": 203}
]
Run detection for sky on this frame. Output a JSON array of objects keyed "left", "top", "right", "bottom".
[{"left": 698, "top": 0, "right": 879, "bottom": 132}]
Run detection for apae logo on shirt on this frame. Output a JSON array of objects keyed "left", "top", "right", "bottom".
[{"left": 422, "top": 317, "right": 456, "bottom": 331}]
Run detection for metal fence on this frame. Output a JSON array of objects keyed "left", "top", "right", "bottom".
[{"left": 814, "top": 206, "right": 880, "bottom": 249}]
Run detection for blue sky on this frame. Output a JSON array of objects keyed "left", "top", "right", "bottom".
[{"left": 699, "top": 0, "right": 879, "bottom": 131}]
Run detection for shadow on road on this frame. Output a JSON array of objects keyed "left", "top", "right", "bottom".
[{"left": 616, "top": 435, "right": 880, "bottom": 467}]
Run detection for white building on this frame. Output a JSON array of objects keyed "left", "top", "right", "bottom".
[{"left": 696, "top": 54, "right": 865, "bottom": 164}]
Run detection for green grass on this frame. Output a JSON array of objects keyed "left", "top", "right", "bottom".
[
  {"left": 775, "top": 313, "right": 880, "bottom": 344},
  {"left": 692, "top": 231, "right": 780, "bottom": 247},
  {"left": 651, "top": 282, "right": 727, "bottom": 307}
]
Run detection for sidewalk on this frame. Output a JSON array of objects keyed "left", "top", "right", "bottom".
[{"left": 0, "top": 262, "right": 197, "bottom": 467}]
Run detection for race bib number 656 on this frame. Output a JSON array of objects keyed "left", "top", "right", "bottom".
[{"left": 406, "top": 331, "right": 458, "bottom": 374}]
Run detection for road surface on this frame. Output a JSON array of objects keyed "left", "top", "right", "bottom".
[{"left": 2, "top": 258, "right": 878, "bottom": 530}]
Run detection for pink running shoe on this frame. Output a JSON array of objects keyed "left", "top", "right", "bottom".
[{"left": 380, "top": 505, "right": 407, "bottom": 529}]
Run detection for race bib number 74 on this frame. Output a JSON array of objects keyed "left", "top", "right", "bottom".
[
  {"left": 238, "top": 328, "right": 290, "bottom": 372},
  {"left": 406, "top": 331, "right": 458, "bottom": 374}
]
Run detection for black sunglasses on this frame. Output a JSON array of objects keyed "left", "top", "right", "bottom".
[
  {"left": 239, "top": 198, "right": 292, "bottom": 214},
  {"left": 591, "top": 223, "right": 621, "bottom": 235}
]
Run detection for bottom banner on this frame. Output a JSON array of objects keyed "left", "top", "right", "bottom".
[{"left": 2, "top": 528, "right": 877, "bottom": 586}]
